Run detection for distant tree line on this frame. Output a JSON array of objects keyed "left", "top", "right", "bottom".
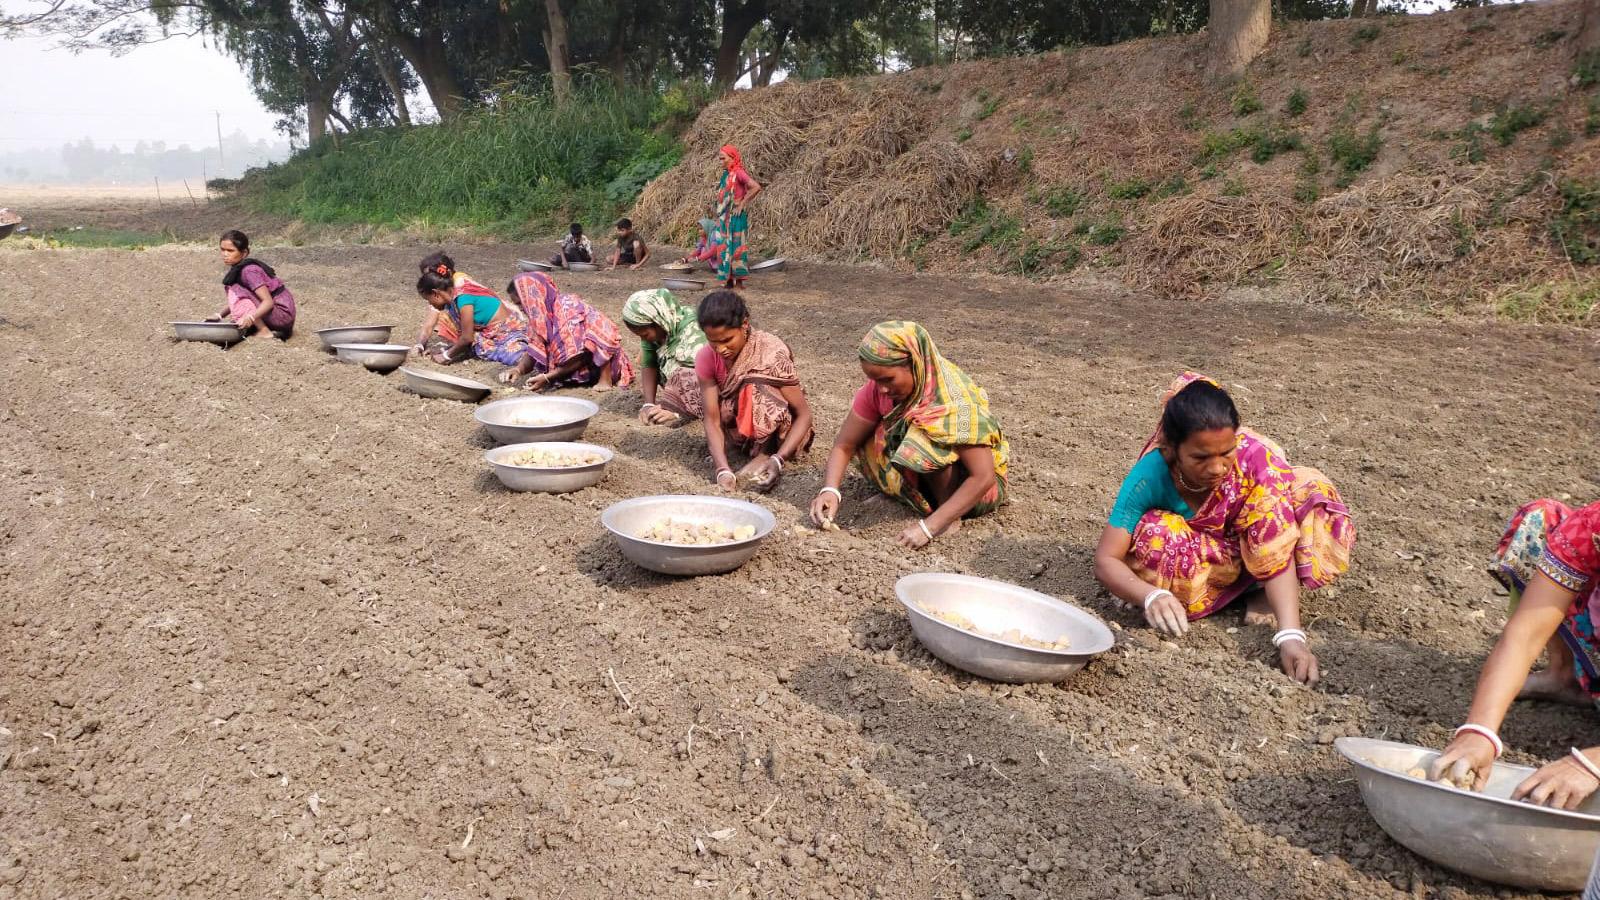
[{"left": 6, "top": 0, "right": 1597, "bottom": 144}]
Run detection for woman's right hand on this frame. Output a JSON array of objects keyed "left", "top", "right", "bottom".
[
  {"left": 1428, "top": 732, "right": 1497, "bottom": 792},
  {"left": 810, "top": 491, "right": 840, "bottom": 527},
  {"left": 1143, "top": 590, "right": 1190, "bottom": 638},
  {"left": 715, "top": 470, "right": 737, "bottom": 491},
  {"left": 641, "top": 405, "right": 678, "bottom": 425}
]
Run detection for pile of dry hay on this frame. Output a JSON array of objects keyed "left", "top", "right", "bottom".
[{"left": 632, "top": 80, "right": 985, "bottom": 260}]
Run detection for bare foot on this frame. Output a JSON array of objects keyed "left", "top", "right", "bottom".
[
  {"left": 1243, "top": 591, "right": 1276, "bottom": 627},
  {"left": 592, "top": 382, "right": 614, "bottom": 393},
  {"left": 1518, "top": 668, "right": 1591, "bottom": 706}
]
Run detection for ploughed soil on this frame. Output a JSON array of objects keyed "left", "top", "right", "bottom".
[{"left": 2, "top": 201, "right": 1598, "bottom": 899}]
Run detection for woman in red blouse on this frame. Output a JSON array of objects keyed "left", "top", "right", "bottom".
[{"left": 1432, "top": 499, "right": 1600, "bottom": 808}]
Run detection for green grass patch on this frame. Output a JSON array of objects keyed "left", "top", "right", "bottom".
[
  {"left": 1285, "top": 88, "right": 1309, "bottom": 117},
  {"left": 1032, "top": 185, "right": 1085, "bottom": 218},
  {"left": 1328, "top": 123, "right": 1383, "bottom": 185},
  {"left": 1453, "top": 122, "right": 1488, "bottom": 164},
  {"left": 1197, "top": 122, "right": 1302, "bottom": 165},
  {"left": 1106, "top": 177, "right": 1152, "bottom": 200},
  {"left": 1586, "top": 96, "right": 1600, "bottom": 138},
  {"left": 1351, "top": 24, "right": 1381, "bottom": 44},
  {"left": 1575, "top": 48, "right": 1600, "bottom": 87},
  {"left": 1552, "top": 177, "right": 1600, "bottom": 265},
  {"left": 1495, "top": 279, "right": 1599, "bottom": 325},
  {"left": 974, "top": 91, "right": 1003, "bottom": 121},
  {"left": 1488, "top": 100, "right": 1548, "bottom": 146},
  {"left": 238, "top": 81, "right": 691, "bottom": 234},
  {"left": 1221, "top": 177, "right": 1247, "bottom": 197},
  {"left": 1007, "top": 238, "right": 1081, "bottom": 277},
  {"left": 948, "top": 198, "right": 1023, "bottom": 253},
  {"left": 1533, "top": 28, "right": 1567, "bottom": 48},
  {"left": 1230, "top": 83, "right": 1262, "bottom": 116},
  {"left": 1076, "top": 214, "right": 1125, "bottom": 245},
  {"left": 956, "top": 126, "right": 973, "bottom": 143},
  {"left": 33, "top": 227, "right": 174, "bottom": 249}
]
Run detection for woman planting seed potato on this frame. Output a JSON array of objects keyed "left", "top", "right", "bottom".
[
  {"left": 682, "top": 290, "right": 813, "bottom": 491},
  {"left": 411, "top": 252, "right": 495, "bottom": 356},
  {"left": 809, "top": 321, "right": 1008, "bottom": 549},
  {"left": 1090, "top": 374, "right": 1355, "bottom": 685},
  {"left": 1430, "top": 499, "right": 1600, "bottom": 808},
  {"left": 501, "top": 271, "right": 633, "bottom": 391},
  {"left": 215, "top": 229, "right": 296, "bottom": 339},
  {"left": 414, "top": 266, "right": 529, "bottom": 368},
  {"left": 622, "top": 289, "right": 708, "bottom": 426}
]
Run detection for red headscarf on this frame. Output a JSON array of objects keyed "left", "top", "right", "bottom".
[{"left": 720, "top": 144, "right": 744, "bottom": 172}]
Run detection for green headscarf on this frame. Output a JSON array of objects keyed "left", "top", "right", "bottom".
[{"left": 622, "top": 289, "right": 707, "bottom": 377}]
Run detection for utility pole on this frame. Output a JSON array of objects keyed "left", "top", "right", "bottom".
[{"left": 215, "top": 111, "right": 225, "bottom": 172}]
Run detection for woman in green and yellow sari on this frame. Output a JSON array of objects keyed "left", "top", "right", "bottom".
[
  {"left": 714, "top": 145, "right": 761, "bottom": 289},
  {"left": 809, "top": 321, "right": 1009, "bottom": 548},
  {"left": 622, "top": 289, "right": 709, "bottom": 426}
]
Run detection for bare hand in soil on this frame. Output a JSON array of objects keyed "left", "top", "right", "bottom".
[
  {"left": 1279, "top": 641, "right": 1320, "bottom": 685},
  {"left": 1429, "top": 733, "right": 1497, "bottom": 792},
  {"left": 1512, "top": 755, "right": 1600, "bottom": 810},
  {"left": 1144, "top": 591, "right": 1189, "bottom": 638},
  {"left": 641, "top": 406, "right": 679, "bottom": 426},
  {"left": 525, "top": 374, "right": 552, "bottom": 392},
  {"left": 896, "top": 522, "right": 932, "bottom": 549},
  {"left": 715, "top": 470, "right": 737, "bottom": 491},
  {"left": 496, "top": 369, "right": 521, "bottom": 385},
  {"left": 810, "top": 492, "right": 839, "bottom": 528}
]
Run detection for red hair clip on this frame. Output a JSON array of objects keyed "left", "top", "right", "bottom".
[{"left": 435, "top": 263, "right": 449, "bottom": 276}]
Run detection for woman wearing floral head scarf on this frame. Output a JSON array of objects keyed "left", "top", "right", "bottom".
[
  {"left": 809, "top": 321, "right": 1008, "bottom": 549},
  {"left": 713, "top": 145, "right": 761, "bottom": 289},
  {"left": 622, "top": 289, "right": 708, "bottom": 426}
]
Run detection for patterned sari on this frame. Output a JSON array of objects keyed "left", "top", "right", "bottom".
[
  {"left": 1124, "top": 373, "right": 1355, "bottom": 619},
  {"left": 508, "top": 272, "right": 634, "bottom": 387},
  {"left": 431, "top": 272, "right": 494, "bottom": 346},
  {"left": 715, "top": 144, "right": 751, "bottom": 284},
  {"left": 676, "top": 329, "right": 812, "bottom": 455},
  {"left": 855, "top": 321, "right": 1009, "bottom": 518},
  {"left": 623, "top": 289, "right": 707, "bottom": 418},
  {"left": 1491, "top": 499, "right": 1600, "bottom": 700}
]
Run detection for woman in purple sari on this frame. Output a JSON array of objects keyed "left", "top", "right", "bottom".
[{"left": 215, "top": 229, "right": 295, "bottom": 339}]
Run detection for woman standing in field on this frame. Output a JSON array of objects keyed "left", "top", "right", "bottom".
[
  {"left": 215, "top": 229, "right": 296, "bottom": 339},
  {"left": 809, "top": 321, "right": 1007, "bottom": 549},
  {"left": 411, "top": 252, "right": 496, "bottom": 354},
  {"left": 684, "top": 290, "right": 813, "bottom": 491},
  {"left": 501, "top": 271, "right": 633, "bottom": 390},
  {"left": 414, "top": 266, "right": 529, "bottom": 368},
  {"left": 712, "top": 145, "right": 760, "bottom": 289},
  {"left": 1091, "top": 373, "right": 1355, "bottom": 685},
  {"left": 623, "top": 289, "right": 708, "bottom": 426},
  {"left": 1429, "top": 499, "right": 1600, "bottom": 808}
]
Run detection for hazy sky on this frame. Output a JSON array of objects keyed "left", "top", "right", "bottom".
[{"left": 0, "top": 26, "right": 282, "bottom": 152}]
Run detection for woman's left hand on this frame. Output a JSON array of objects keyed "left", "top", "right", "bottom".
[
  {"left": 1279, "top": 641, "right": 1320, "bottom": 686},
  {"left": 236, "top": 313, "right": 255, "bottom": 329},
  {"left": 497, "top": 369, "right": 520, "bottom": 385},
  {"left": 526, "top": 373, "right": 551, "bottom": 391},
  {"left": 1513, "top": 754, "right": 1600, "bottom": 810},
  {"left": 433, "top": 351, "right": 453, "bottom": 365},
  {"left": 896, "top": 521, "right": 933, "bottom": 549}
]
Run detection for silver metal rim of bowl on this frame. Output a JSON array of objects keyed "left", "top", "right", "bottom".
[
  {"left": 484, "top": 442, "right": 613, "bottom": 473},
  {"left": 474, "top": 397, "right": 600, "bottom": 429},
  {"left": 599, "top": 495, "right": 775, "bottom": 548},
  {"left": 1335, "top": 736, "right": 1600, "bottom": 824},
  {"left": 399, "top": 366, "right": 493, "bottom": 392},
  {"left": 315, "top": 325, "right": 395, "bottom": 336},
  {"left": 895, "top": 573, "right": 1115, "bottom": 657}
]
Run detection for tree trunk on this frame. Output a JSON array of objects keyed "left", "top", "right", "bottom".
[
  {"left": 605, "top": 9, "right": 629, "bottom": 86},
  {"left": 755, "top": 33, "right": 784, "bottom": 87},
  {"left": 1579, "top": 0, "right": 1600, "bottom": 58},
  {"left": 544, "top": 0, "right": 572, "bottom": 105},
  {"left": 712, "top": 0, "right": 767, "bottom": 88},
  {"left": 1207, "top": 0, "right": 1271, "bottom": 77},
  {"left": 370, "top": 42, "right": 412, "bottom": 125},
  {"left": 364, "top": 3, "right": 465, "bottom": 120},
  {"left": 1350, "top": 0, "right": 1373, "bottom": 17},
  {"left": 306, "top": 93, "right": 330, "bottom": 144}
]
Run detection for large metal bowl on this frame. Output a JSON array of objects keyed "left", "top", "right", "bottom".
[
  {"left": 517, "top": 258, "right": 555, "bottom": 272},
  {"left": 316, "top": 324, "right": 395, "bottom": 350},
  {"left": 474, "top": 395, "right": 600, "bottom": 444},
  {"left": 565, "top": 261, "right": 598, "bottom": 272},
  {"left": 601, "top": 495, "right": 776, "bottom": 576},
  {"left": 663, "top": 277, "right": 707, "bottom": 292},
  {"left": 171, "top": 321, "right": 243, "bottom": 345},
  {"left": 895, "top": 573, "right": 1115, "bottom": 684},
  {"left": 400, "top": 366, "right": 492, "bottom": 402},
  {"left": 1335, "top": 737, "right": 1600, "bottom": 891},
  {"left": 485, "top": 441, "right": 613, "bottom": 493},
  {"left": 750, "top": 257, "right": 787, "bottom": 273},
  {"left": 333, "top": 342, "right": 409, "bottom": 372}
]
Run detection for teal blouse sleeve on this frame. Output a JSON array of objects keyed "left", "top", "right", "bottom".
[{"left": 1108, "top": 451, "right": 1191, "bottom": 532}]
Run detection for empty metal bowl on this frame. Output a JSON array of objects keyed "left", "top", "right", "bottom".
[
  {"left": 316, "top": 324, "right": 395, "bottom": 350},
  {"left": 565, "top": 261, "right": 598, "bottom": 272},
  {"left": 895, "top": 573, "right": 1115, "bottom": 683},
  {"left": 660, "top": 262, "right": 695, "bottom": 273},
  {"left": 171, "top": 321, "right": 243, "bottom": 345},
  {"left": 663, "top": 277, "right": 707, "bottom": 291},
  {"left": 400, "top": 366, "right": 492, "bottom": 402},
  {"left": 333, "top": 343, "right": 409, "bottom": 372},
  {"left": 517, "top": 258, "right": 555, "bottom": 272},
  {"left": 601, "top": 495, "right": 776, "bottom": 576},
  {"left": 750, "top": 257, "right": 787, "bottom": 273},
  {"left": 485, "top": 441, "right": 613, "bottom": 493},
  {"left": 1335, "top": 737, "right": 1600, "bottom": 891},
  {"left": 474, "top": 395, "right": 600, "bottom": 444}
]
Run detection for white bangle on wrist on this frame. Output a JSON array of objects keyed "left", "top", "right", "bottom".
[
  {"left": 1271, "top": 628, "right": 1308, "bottom": 648},
  {"left": 1142, "top": 588, "right": 1174, "bottom": 611},
  {"left": 917, "top": 519, "right": 934, "bottom": 542},
  {"left": 818, "top": 486, "right": 842, "bottom": 501},
  {"left": 1454, "top": 723, "right": 1504, "bottom": 759},
  {"left": 1572, "top": 748, "right": 1600, "bottom": 784}
]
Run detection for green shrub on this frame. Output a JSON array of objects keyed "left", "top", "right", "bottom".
[
  {"left": 1285, "top": 88, "right": 1309, "bottom": 117},
  {"left": 1328, "top": 124, "right": 1382, "bottom": 184},
  {"left": 956, "top": 126, "right": 973, "bottom": 143},
  {"left": 1292, "top": 178, "right": 1319, "bottom": 204},
  {"left": 1552, "top": 177, "right": 1600, "bottom": 264},
  {"left": 1489, "top": 101, "right": 1548, "bottom": 146},
  {"left": 1533, "top": 28, "right": 1567, "bottom": 48},
  {"left": 1454, "top": 122, "right": 1487, "bottom": 164},
  {"left": 949, "top": 198, "right": 1022, "bottom": 253},
  {"left": 975, "top": 93, "right": 1003, "bottom": 121},
  {"left": 1587, "top": 96, "right": 1600, "bottom": 138},
  {"left": 1221, "top": 177, "right": 1247, "bottom": 197},
  {"left": 1008, "top": 238, "right": 1081, "bottom": 277},
  {"left": 1579, "top": 49, "right": 1600, "bottom": 87},
  {"left": 1231, "top": 83, "right": 1262, "bottom": 116},
  {"left": 1084, "top": 214, "right": 1125, "bottom": 245},
  {"left": 1153, "top": 175, "right": 1189, "bottom": 198},
  {"left": 1352, "top": 24, "right": 1381, "bottom": 44},
  {"left": 1106, "top": 177, "right": 1152, "bottom": 200},
  {"left": 1035, "top": 185, "right": 1085, "bottom": 217},
  {"left": 1495, "top": 280, "right": 1599, "bottom": 325}
]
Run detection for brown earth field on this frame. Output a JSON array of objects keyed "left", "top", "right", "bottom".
[{"left": 2, "top": 214, "right": 1599, "bottom": 899}]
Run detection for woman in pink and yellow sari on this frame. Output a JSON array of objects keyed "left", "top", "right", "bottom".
[
  {"left": 502, "top": 272, "right": 634, "bottom": 390},
  {"left": 1092, "top": 373, "right": 1355, "bottom": 684}
]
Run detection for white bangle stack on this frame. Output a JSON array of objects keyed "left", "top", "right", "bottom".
[
  {"left": 1572, "top": 748, "right": 1600, "bottom": 785},
  {"left": 917, "top": 519, "right": 935, "bottom": 542},
  {"left": 1272, "top": 628, "right": 1308, "bottom": 648},
  {"left": 1142, "top": 588, "right": 1174, "bottom": 611},
  {"left": 818, "top": 486, "right": 842, "bottom": 501},
  {"left": 1453, "top": 723, "right": 1504, "bottom": 759},
  {"left": 770, "top": 456, "right": 784, "bottom": 471}
]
